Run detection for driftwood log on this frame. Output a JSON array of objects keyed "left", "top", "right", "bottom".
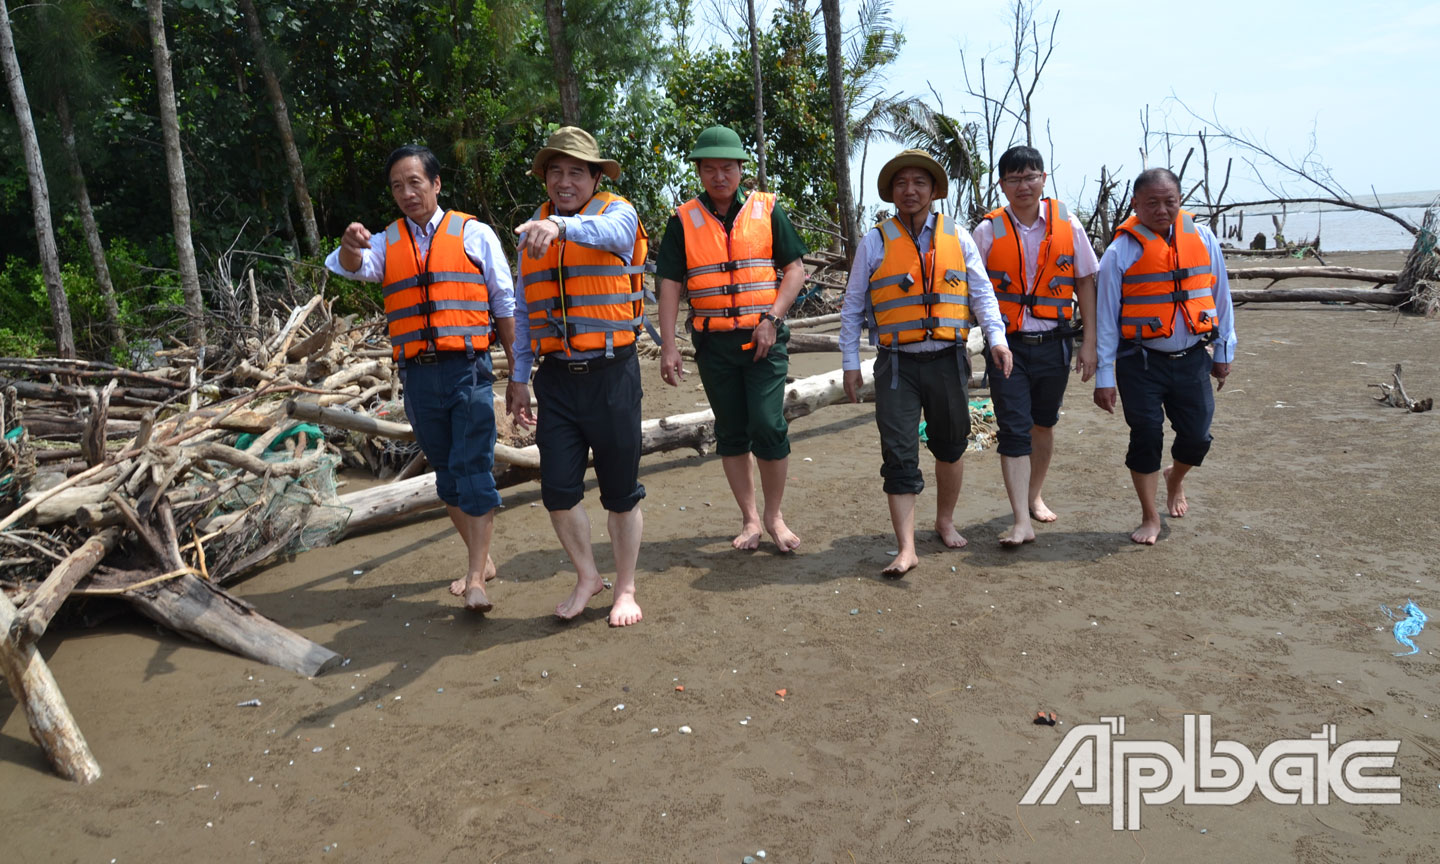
[
  {"left": 1230, "top": 288, "right": 1408, "bottom": 305},
  {"left": 8, "top": 527, "right": 121, "bottom": 645},
  {"left": 0, "top": 589, "right": 102, "bottom": 784},
  {"left": 117, "top": 573, "right": 342, "bottom": 678},
  {"left": 1228, "top": 266, "right": 1398, "bottom": 284}
]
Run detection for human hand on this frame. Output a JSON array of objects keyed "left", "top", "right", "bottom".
[
  {"left": 341, "top": 222, "right": 372, "bottom": 254},
  {"left": 513, "top": 218, "right": 561, "bottom": 260},
  {"left": 660, "top": 344, "right": 686, "bottom": 386},
  {"left": 1211, "top": 361, "right": 1231, "bottom": 391},
  {"left": 1093, "top": 387, "right": 1117, "bottom": 414},
  {"left": 1075, "top": 340, "right": 1098, "bottom": 383},
  {"left": 505, "top": 380, "right": 535, "bottom": 427},
  {"left": 990, "top": 344, "right": 1014, "bottom": 378},
  {"left": 843, "top": 369, "right": 863, "bottom": 403},
  {"left": 752, "top": 319, "right": 776, "bottom": 360}
]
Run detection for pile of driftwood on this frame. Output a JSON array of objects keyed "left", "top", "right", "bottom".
[{"left": 0, "top": 288, "right": 932, "bottom": 782}]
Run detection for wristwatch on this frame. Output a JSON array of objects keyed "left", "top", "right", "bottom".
[
  {"left": 547, "top": 215, "right": 567, "bottom": 239},
  {"left": 759, "top": 312, "right": 783, "bottom": 327}
]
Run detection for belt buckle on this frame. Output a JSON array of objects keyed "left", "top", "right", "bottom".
[
  {"left": 566, "top": 361, "right": 589, "bottom": 374},
  {"left": 413, "top": 352, "right": 439, "bottom": 365}
]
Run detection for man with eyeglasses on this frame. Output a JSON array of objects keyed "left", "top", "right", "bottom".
[
  {"left": 972, "top": 146, "right": 1099, "bottom": 547},
  {"left": 1092, "top": 167, "right": 1236, "bottom": 545}
]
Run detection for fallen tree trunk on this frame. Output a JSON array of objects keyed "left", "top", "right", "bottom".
[
  {"left": 1227, "top": 265, "right": 1398, "bottom": 283},
  {"left": 1231, "top": 288, "right": 1408, "bottom": 304},
  {"left": 123, "top": 572, "right": 341, "bottom": 677},
  {"left": 9, "top": 527, "right": 121, "bottom": 645},
  {"left": 0, "top": 589, "right": 102, "bottom": 783}
]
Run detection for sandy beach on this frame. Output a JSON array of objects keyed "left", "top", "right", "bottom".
[{"left": 4, "top": 250, "right": 1438, "bottom": 864}]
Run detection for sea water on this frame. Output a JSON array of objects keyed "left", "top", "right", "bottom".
[{"left": 1215, "top": 190, "right": 1436, "bottom": 252}]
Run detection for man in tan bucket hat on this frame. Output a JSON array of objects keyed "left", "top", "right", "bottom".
[
  {"left": 507, "top": 126, "right": 650, "bottom": 626},
  {"left": 839, "top": 149, "right": 1012, "bottom": 577}
]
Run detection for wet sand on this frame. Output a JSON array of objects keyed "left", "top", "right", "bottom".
[{"left": 4, "top": 251, "right": 1439, "bottom": 864}]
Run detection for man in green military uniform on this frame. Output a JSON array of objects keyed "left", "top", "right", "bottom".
[{"left": 655, "top": 126, "right": 809, "bottom": 552}]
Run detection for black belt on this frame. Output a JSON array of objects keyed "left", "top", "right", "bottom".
[
  {"left": 541, "top": 344, "right": 636, "bottom": 374},
  {"left": 1133, "top": 341, "right": 1208, "bottom": 359},
  {"left": 1011, "top": 329, "right": 1075, "bottom": 346},
  {"left": 407, "top": 350, "right": 469, "bottom": 366}
]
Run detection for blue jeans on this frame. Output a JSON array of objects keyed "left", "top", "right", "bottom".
[{"left": 401, "top": 352, "right": 500, "bottom": 516}]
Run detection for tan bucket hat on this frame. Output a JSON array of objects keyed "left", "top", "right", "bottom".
[
  {"left": 877, "top": 149, "right": 948, "bottom": 203},
  {"left": 529, "top": 126, "right": 621, "bottom": 181}
]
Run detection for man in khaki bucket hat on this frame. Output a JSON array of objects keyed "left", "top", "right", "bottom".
[
  {"left": 508, "top": 126, "right": 649, "bottom": 626},
  {"left": 839, "top": 148, "right": 1012, "bottom": 577}
]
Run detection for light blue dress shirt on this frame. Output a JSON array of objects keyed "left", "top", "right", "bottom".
[
  {"left": 1093, "top": 221, "right": 1236, "bottom": 390},
  {"left": 839, "top": 211, "right": 1008, "bottom": 371},
  {"left": 511, "top": 198, "right": 640, "bottom": 381}
]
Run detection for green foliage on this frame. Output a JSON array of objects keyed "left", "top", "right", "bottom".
[
  {"left": 666, "top": 5, "right": 836, "bottom": 213},
  {"left": 0, "top": 0, "right": 918, "bottom": 359}
]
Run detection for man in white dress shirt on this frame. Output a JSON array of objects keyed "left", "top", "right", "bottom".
[{"left": 326, "top": 145, "right": 517, "bottom": 611}]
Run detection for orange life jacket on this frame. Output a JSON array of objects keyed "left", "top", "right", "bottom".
[
  {"left": 381, "top": 210, "right": 492, "bottom": 361},
  {"left": 678, "top": 191, "right": 779, "bottom": 332},
  {"left": 1114, "top": 210, "right": 1218, "bottom": 341},
  {"left": 983, "top": 199, "right": 1078, "bottom": 333},
  {"left": 519, "top": 191, "right": 649, "bottom": 357},
  {"left": 866, "top": 213, "right": 971, "bottom": 347}
]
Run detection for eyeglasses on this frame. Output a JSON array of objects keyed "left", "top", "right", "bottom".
[{"left": 1000, "top": 173, "right": 1046, "bottom": 187}]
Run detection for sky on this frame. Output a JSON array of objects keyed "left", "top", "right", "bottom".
[{"left": 856, "top": 0, "right": 1440, "bottom": 210}]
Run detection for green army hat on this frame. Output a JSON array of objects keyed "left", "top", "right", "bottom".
[
  {"left": 530, "top": 126, "right": 621, "bottom": 181},
  {"left": 878, "top": 148, "right": 949, "bottom": 203},
  {"left": 687, "top": 125, "right": 751, "bottom": 161}
]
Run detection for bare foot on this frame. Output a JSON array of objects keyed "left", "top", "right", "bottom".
[
  {"left": 998, "top": 525, "right": 1036, "bottom": 548},
  {"left": 463, "top": 580, "right": 493, "bottom": 613},
  {"left": 608, "top": 589, "right": 643, "bottom": 627},
  {"left": 555, "top": 572, "right": 606, "bottom": 620},
  {"left": 935, "top": 519, "right": 968, "bottom": 549},
  {"left": 764, "top": 515, "right": 801, "bottom": 553},
  {"left": 1029, "top": 498, "right": 1058, "bottom": 523},
  {"left": 1163, "top": 466, "right": 1188, "bottom": 518},
  {"left": 732, "top": 521, "right": 763, "bottom": 550},
  {"left": 882, "top": 550, "right": 919, "bottom": 578},
  {"left": 1130, "top": 517, "right": 1162, "bottom": 545},
  {"left": 450, "top": 557, "right": 497, "bottom": 596}
]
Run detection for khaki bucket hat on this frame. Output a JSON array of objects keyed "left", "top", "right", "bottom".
[
  {"left": 877, "top": 149, "right": 949, "bottom": 203},
  {"left": 530, "top": 126, "right": 621, "bottom": 181}
]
